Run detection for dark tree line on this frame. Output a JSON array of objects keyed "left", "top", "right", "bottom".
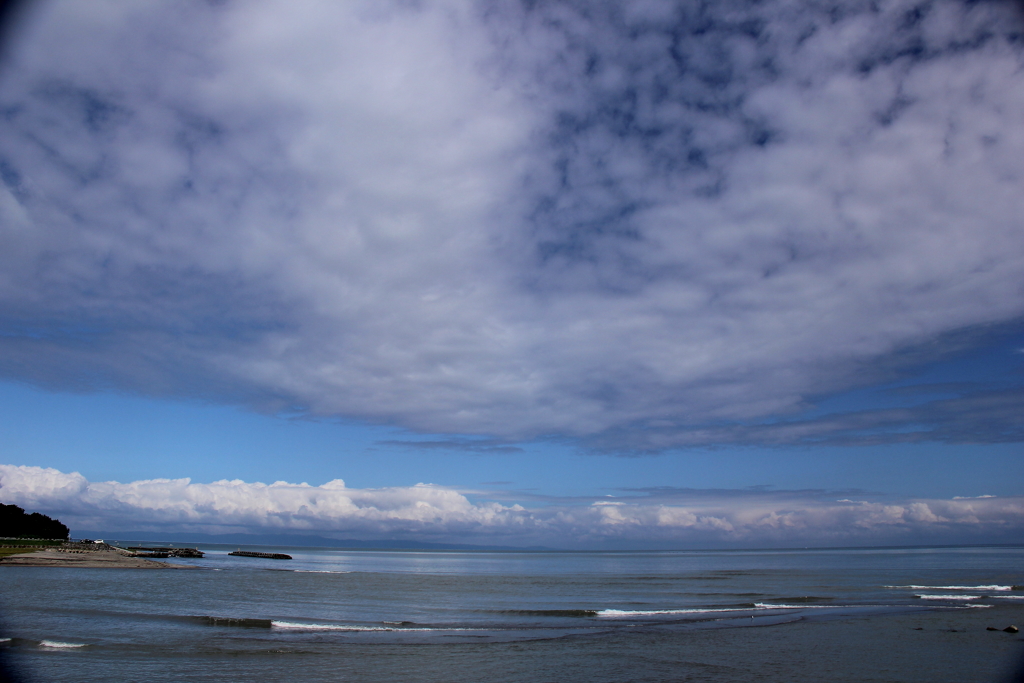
[{"left": 0, "top": 503, "right": 69, "bottom": 540}]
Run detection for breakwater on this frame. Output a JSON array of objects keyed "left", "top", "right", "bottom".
[{"left": 228, "top": 551, "right": 292, "bottom": 560}]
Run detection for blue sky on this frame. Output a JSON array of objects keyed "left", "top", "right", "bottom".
[{"left": 0, "top": 0, "right": 1022, "bottom": 548}]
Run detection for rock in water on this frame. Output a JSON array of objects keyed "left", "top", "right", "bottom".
[{"left": 1004, "top": 626, "right": 1019, "bottom": 633}]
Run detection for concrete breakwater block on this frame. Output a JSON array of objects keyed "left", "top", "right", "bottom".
[{"left": 228, "top": 550, "right": 293, "bottom": 560}]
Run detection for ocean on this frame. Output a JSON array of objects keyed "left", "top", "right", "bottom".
[{"left": 1, "top": 545, "right": 1023, "bottom": 682}]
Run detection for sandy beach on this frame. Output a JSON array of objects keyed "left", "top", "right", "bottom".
[{"left": 0, "top": 547, "right": 193, "bottom": 569}]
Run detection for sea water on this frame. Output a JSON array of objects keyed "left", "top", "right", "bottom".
[{"left": 1, "top": 545, "right": 1023, "bottom": 682}]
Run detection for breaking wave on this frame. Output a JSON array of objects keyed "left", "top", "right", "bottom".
[
  {"left": 597, "top": 607, "right": 740, "bottom": 617},
  {"left": 39, "top": 640, "right": 87, "bottom": 648},
  {"left": 270, "top": 621, "right": 467, "bottom": 632},
  {"left": 499, "top": 609, "right": 599, "bottom": 617},
  {"left": 597, "top": 603, "right": 842, "bottom": 617},
  {"left": 192, "top": 616, "right": 273, "bottom": 628},
  {"left": 752, "top": 603, "right": 835, "bottom": 610},
  {"left": 914, "top": 594, "right": 983, "bottom": 601},
  {"left": 271, "top": 621, "right": 383, "bottom": 631},
  {"left": 888, "top": 585, "right": 1015, "bottom": 591}
]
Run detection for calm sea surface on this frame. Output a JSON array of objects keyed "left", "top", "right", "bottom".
[{"left": 2, "top": 545, "right": 1023, "bottom": 682}]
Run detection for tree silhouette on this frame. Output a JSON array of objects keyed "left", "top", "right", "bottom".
[{"left": 0, "top": 504, "right": 69, "bottom": 540}]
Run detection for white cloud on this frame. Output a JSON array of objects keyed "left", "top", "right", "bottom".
[
  {"left": 0, "top": 464, "right": 532, "bottom": 539},
  {"left": 3, "top": 464, "right": 1023, "bottom": 547},
  {"left": 0, "top": 1, "right": 1022, "bottom": 448}
]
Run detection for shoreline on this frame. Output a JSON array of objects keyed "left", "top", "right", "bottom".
[{"left": 0, "top": 547, "right": 195, "bottom": 569}]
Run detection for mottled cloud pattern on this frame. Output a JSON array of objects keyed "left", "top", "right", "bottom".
[
  {"left": 3, "top": 465, "right": 1021, "bottom": 547},
  {"left": 1, "top": 1, "right": 1023, "bottom": 448}
]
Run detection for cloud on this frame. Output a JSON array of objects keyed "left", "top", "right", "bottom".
[
  {"left": 593, "top": 385, "right": 1024, "bottom": 450},
  {"left": 376, "top": 439, "right": 525, "bottom": 454},
  {"left": 0, "top": 463, "right": 531, "bottom": 541},
  {"left": 4, "top": 464, "right": 1023, "bottom": 547},
  {"left": 0, "top": 1, "right": 1023, "bottom": 448}
]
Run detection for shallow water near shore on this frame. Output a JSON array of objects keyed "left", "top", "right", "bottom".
[{"left": 1, "top": 545, "right": 1023, "bottom": 682}]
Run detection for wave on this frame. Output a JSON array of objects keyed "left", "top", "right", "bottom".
[
  {"left": 272, "top": 621, "right": 381, "bottom": 631},
  {"left": 598, "top": 607, "right": 747, "bottom": 617},
  {"left": 0, "top": 638, "right": 10, "bottom": 643},
  {"left": 270, "top": 621, "right": 465, "bottom": 632},
  {"left": 192, "top": 616, "right": 273, "bottom": 628},
  {"left": 39, "top": 640, "right": 87, "bottom": 648},
  {"left": 914, "top": 594, "right": 983, "bottom": 601},
  {"left": 192, "top": 616, "right": 468, "bottom": 633},
  {"left": 500, "top": 609, "right": 599, "bottom": 618},
  {"left": 270, "top": 621, "right": 439, "bottom": 632},
  {"left": 598, "top": 602, "right": 842, "bottom": 617},
  {"left": 602, "top": 574, "right": 751, "bottom": 582},
  {"left": 752, "top": 603, "right": 835, "bottom": 610},
  {"left": 888, "top": 585, "right": 1015, "bottom": 591},
  {"left": 291, "top": 570, "right": 352, "bottom": 574}
]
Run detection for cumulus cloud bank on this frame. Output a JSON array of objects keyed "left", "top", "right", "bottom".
[
  {"left": 0, "top": 1, "right": 1023, "bottom": 448},
  {"left": 3, "top": 465, "right": 1021, "bottom": 548}
]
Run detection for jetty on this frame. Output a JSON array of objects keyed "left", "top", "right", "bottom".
[
  {"left": 228, "top": 550, "right": 292, "bottom": 560},
  {"left": 111, "top": 545, "right": 204, "bottom": 558}
]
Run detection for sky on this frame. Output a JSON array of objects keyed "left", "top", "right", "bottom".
[{"left": 0, "top": 0, "right": 1022, "bottom": 549}]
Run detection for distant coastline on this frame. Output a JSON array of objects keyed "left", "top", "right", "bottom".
[
  {"left": 75, "top": 531, "right": 552, "bottom": 552},
  {"left": 72, "top": 532, "right": 1024, "bottom": 553}
]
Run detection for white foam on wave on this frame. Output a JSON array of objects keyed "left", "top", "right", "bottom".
[
  {"left": 272, "top": 621, "right": 385, "bottom": 631},
  {"left": 39, "top": 640, "right": 87, "bottom": 648},
  {"left": 888, "top": 585, "right": 1013, "bottom": 591},
  {"left": 598, "top": 607, "right": 741, "bottom": 617},
  {"left": 915, "top": 594, "right": 982, "bottom": 601},
  {"left": 598, "top": 603, "right": 841, "bottom": 617},
  {"left": 991, "top": 595, "right": 1024, "bottom": 600},
  {"left": 270, "top": 620, "right": 464, "bottom": 632},
  {"left": 0, "top": 638, "right": 11, "bottom": 643},
  {"left": 292, "top": 570, "right": 351, "bottom": 574},
  {"left": 752, "top": 603, "right": 834, "bottom": 610}
]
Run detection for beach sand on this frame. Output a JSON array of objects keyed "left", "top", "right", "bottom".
[{"left": 0, "top": 547, "right": 193, "bottom": 569}]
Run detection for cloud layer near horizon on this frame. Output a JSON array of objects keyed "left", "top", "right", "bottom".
[
  {"left": 1, "top": 1, "right": 1023, "bottom": 449},
  {"left": 3, "top": 464, "right": 1021, "bottom": 548}
]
